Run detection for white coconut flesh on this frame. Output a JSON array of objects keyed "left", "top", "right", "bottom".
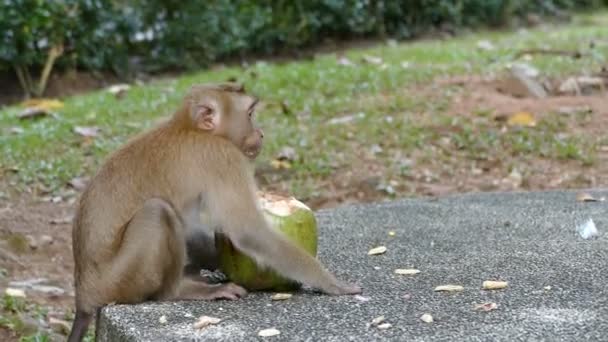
[{"left": 257, "top": 191, "right": 311, "bottom": 217}]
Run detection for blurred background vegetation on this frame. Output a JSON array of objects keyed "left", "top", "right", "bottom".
[{"left": 2, "top": 0, "right": 607, "bottom": 98}]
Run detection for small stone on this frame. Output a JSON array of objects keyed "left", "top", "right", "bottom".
[
  {"left": 420, "top": 313, "right": 434, "bottom": 323},
  {"left": 159, "top": 315, "right": 167, "bottom": 324},
  {"left": 370, "top": 316, "right": 385, "bottom": 326},
  {"left": 354, "top": 295, "right": 370, "bottom": 302}
]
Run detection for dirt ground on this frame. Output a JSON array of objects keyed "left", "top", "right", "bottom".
[{"left": 1, "top": 74, "right": 607, "bottom": 340}]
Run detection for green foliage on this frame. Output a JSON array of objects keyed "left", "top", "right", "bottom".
[{"left": 0, "top": 0, "right": 606, "bottom": 92}]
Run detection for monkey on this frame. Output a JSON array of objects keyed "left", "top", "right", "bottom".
[{"left": 67, "top": 83, "right": 361, "bottom": 342}]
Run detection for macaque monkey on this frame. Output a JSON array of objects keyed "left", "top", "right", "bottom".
[{"left": 68, "top": 83, "right": 361, "bottom": 342}]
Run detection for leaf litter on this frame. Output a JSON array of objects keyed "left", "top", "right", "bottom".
[
  {"left": 193, "top": 315, "right": 222, "bottom": 330},
  {"left": 368, "top": 246, "right": 387, "bottom": 255}
]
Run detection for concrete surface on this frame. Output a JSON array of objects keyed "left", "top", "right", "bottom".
[{"left": 98, "top": 189, "right": 608, "bottom": 341}]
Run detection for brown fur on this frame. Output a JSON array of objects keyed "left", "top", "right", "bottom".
[{"left": 68, "top": 83, "right": 360, "bottom": 342}]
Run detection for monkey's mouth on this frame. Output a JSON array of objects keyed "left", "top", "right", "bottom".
[{"left": 245, "top": 149, "right": 259, "bottom": 159}]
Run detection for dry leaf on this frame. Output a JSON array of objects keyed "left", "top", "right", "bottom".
[
  {"left": 368, "top": 246, "right": 387, "bottom": 255},
  {"left": 362, "top": 55, "right": 383, "bottom": 65},
  {"left": 507, "top": 112, "right": 536, "bottom": 127},
  {"left": 337, "top": 57, "right": 355, "bottom": 67},
  {"left": 270, "top": 159, "right": 291, "bottom": 170},
  {"left": 258, "top": 328, "right": 281, "bottom": 337},
  {"left": 271, "top": 293, "right": 292, "bottom": 301},
  {"left": 377, "top": 323, "right": 392, "bottom": 330},
  {"left": 5, "top": 288, "right": 26, "bottom": 298},
  {"left": 420, "top": 313, "right": 433, "bottom": 323},
  {"left": 68, "top": 177, "right": 89, "bottom": 190},
  {"left": 370, "top": 316, "right": 385, "bottom": 326},
  {"left": 73, "top": 126, "right": 100, "bottom": 137},
  {"left": 482, "top": 281, "right": 508, "bottom": 290},
  {"left": 48, "top": 317, "right": 71, "bottom": 335},
  {"left": 474, "top": 302, "right": 498, "bottom": 312},
  {"left": 107, "top": 84, "right": 131, "bottom": 98},
  {"left": 18, "top": 108, "right": 55, "bottom": 120},
  {"left": 21, "top": 98, "right": 64, "bottom": 110},
  {"left": 394, "top": 269, "right": 420, "bottom": 275},
  {"left": 434, "top": 285, "right": 464, "bottom": 292},
  {"left": 10, "top": 127, "right": 24, "bottom": 134},
  {"left": 193, "top": 315, "right": 221, "bottom": 330},
  {"left": 576, "top": 192, "right": 605, "bottom": 202}
]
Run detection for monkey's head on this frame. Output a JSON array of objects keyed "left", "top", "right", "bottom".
[{"left": 185, "top": 83, "right": 264, "bottom": 159}]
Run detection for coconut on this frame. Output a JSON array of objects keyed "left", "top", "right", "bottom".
[{"left": 213, "top": 192, "right": 318, "bottom": 291}]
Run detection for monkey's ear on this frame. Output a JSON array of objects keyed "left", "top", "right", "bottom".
[{"left": 192, "top": 105, "right": 218, "bottom": 131}]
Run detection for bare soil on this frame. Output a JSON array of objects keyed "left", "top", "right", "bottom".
[{"left": 1, "top": 74, "right": 607, "bottom": 340}]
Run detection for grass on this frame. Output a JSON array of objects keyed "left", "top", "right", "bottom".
[{"left": 1, "top": 13, "right": 607, "bottom": 201}]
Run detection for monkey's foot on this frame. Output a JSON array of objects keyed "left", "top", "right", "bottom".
[
  {"left": 204, "top": 282, "right": 248, "bottom": 300},
  {"left": 176, "top": 279, "right": 247, "bottom": 300}
]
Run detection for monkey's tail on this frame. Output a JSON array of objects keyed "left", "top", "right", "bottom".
[{"left": 68, "top": 309, "right": 94, "bottom": 342}]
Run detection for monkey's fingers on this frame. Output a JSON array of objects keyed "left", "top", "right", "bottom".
[{"left": 210, "top": 283, "right": 248, "bottom": 300}]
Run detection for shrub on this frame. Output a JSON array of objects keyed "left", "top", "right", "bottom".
[{"left": 0, "top": 0, "right": 606, "bottom": 97}]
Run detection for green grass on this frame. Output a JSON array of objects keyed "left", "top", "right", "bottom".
[{"left": 1, "top": 13, "right": 607, "bottom": 199}]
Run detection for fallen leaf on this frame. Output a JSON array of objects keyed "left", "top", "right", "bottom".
[
  {"left": 370, "top": 316, "right": 385, "bottom": 326},
  {"left": 106, "top": 84, "right": 131, "bottom": 98},
  {"left": 576, "top": 192, "right": 605, "bottom": 202},
  {"left": 482, "top": 281, "right": 508, "bottom": 290},
  {"left": 368, "top": 246, "right": 387, "bottom": 255},
  {"left": 48, "top": 317, "right": 71, "bottom": 335},
  {"left": 193, "top": 315, "right": 221, "bottom": 330},
  {"left": 337, "top": 56, "right": 355, "bottom": 67},
  {"left": 5, "top": 288, "right": 26, "bottom": 298},
  {"left": 377, "top": 323, "right": 392, "bottom": 330},
  {"left": 362, "top": 55, "right": 383, "bottom": 65},
  {"left": 17, "top": 107, "right": 55, "bottom": 120},
  {"left": 68, "top": 177, "right": 89, "bottom": 190},
  {"left": 10, "top": 127, "right": 24, "bottom": 134},
  {"left": 270, "top": 159, "right": 291, "bottom": 170},
  {"left": 277, "top": 146, "right": 297, "bottom": 162},
  {"left": 21, "top": 98, "right": 64, "bottom": 110},
  {"left": 476, "top": 40, "right": 495, "bottom": 51},
  {"left": 50, "top": 216, "right": 73, "bottom": 225},
  {"left": 271, "top": 293, "right": 292, "bottom": 301},
  {"left": 420, "top": 313, "right": 433, "bottom": 323},
  {"left": 394, "top": 269, "right": 420, "bottom": 275},
  {"left": 73, "top": 126, "right": 100, "bottom": 137},
  {"left": 474, "top": 302, "right": 498, "bottom": 312},
  {"left": 434, "top": 285, "right": 464, "bottom": 292},
  {"left": 507, "top": 112, "right": 536, "bottom": 127},
  {"left": 258, "top": 328, "right": 281, "bottom": 337}
]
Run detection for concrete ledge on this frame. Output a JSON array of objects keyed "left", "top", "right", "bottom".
[{"left": 98, "top": 190, "right": 608, "bottom": 341}]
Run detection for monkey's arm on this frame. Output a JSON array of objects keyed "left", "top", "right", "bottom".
[{"left": 205, "top": 179, "right": 360, "bottom": 295}]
